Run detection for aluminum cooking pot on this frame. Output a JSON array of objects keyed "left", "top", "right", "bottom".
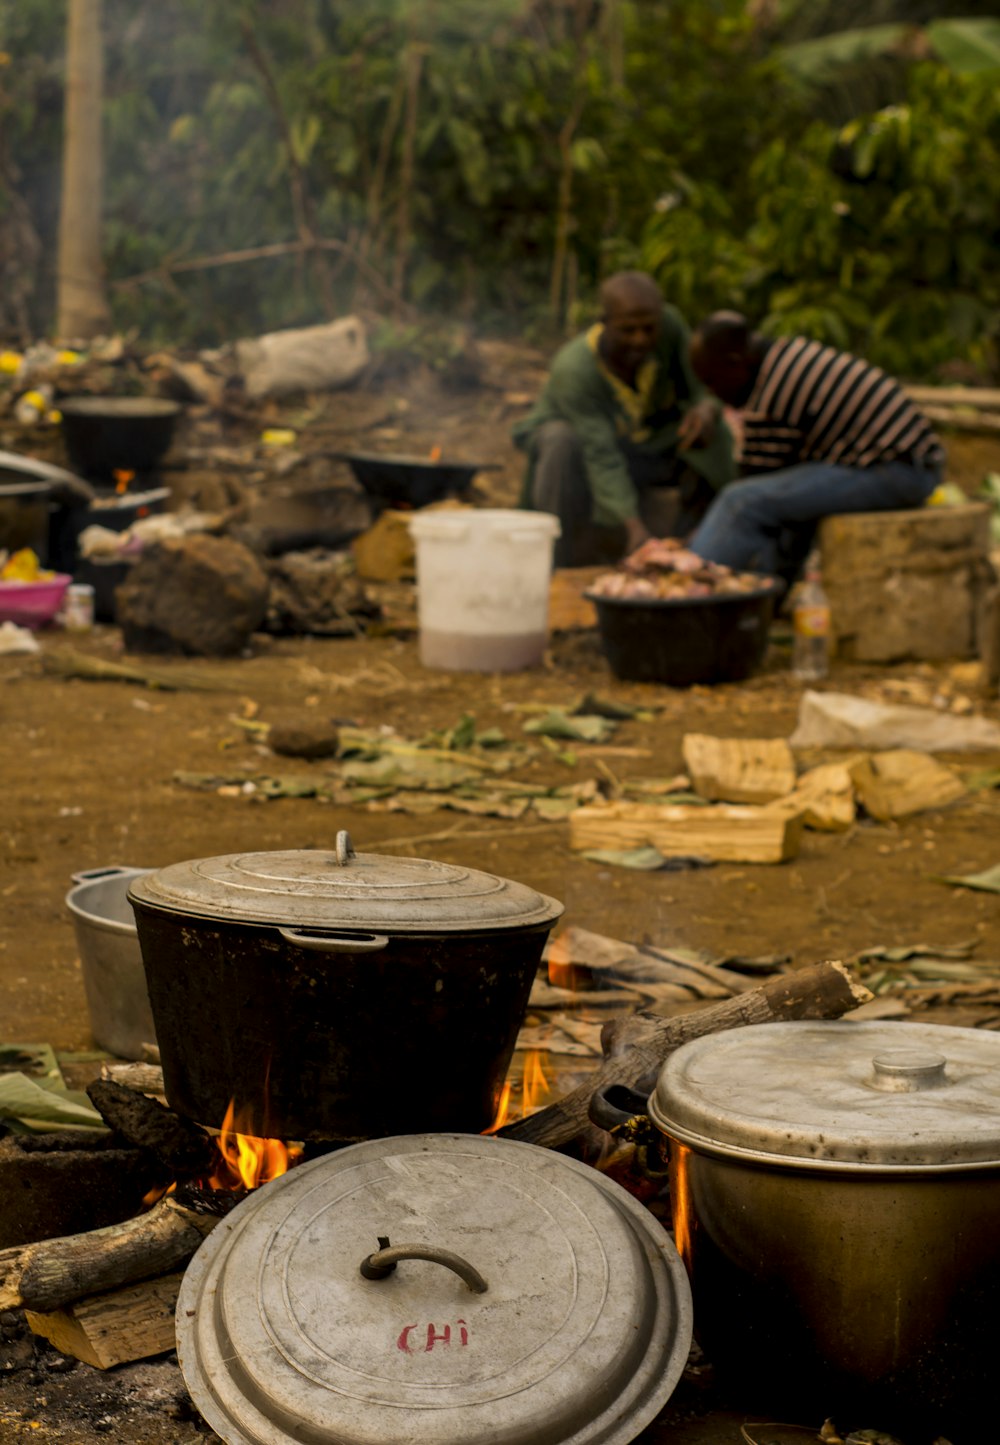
[
  {"left": 604, "top": 1019, "right": 1000, "bottom": 1438},
  {"left": 176, "top": 1132, "right": 693, "bottom": 1445},
  {"left": 128, "top": 832, "right": 562, "bottom": 1140}
]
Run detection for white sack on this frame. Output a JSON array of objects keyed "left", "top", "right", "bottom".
[
  {"left": 235, "top": 316, "right": 369, "bottom": 399},
  {"left": 789, "top": 690, "right": 1000, "bottom": 753}
]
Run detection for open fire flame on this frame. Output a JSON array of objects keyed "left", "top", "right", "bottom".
[
  {"left": 142, "top": 1099, "right": 303, "bottom": 1208},
  {"left": 428, "top": 443, "right": 442, "bottom": 463},
  {"left": 113, "top": 468, "right": 135, "bottom": 495},
  {"left": 484, "top": 1050, "right": 554, "bottom": 1134},
  {"left": 205, "top": 1098, "right": 304, "bottom": 1191}
]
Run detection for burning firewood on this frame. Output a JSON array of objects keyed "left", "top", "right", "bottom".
[
  {"left": 86, "top": 1079, "right": 217, "bottom": 1178},
  {"left": 498, "top": 960, "right": 871, "bottom": 1151}
]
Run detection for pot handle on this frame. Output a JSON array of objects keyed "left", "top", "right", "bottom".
[
  {"left": 70, "top": 866, "right": 138, "bottom": 884},
  {"left": 360, "top": 1238, "right": 488, "bottom": 1294},
  {"left": 588, "top": 1082, "right": 652, "bottom": 1134},
  {"left": 277, "top": 927, "right": 389, "bottom": 954}
]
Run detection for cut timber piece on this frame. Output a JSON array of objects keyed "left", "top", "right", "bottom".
[
  {"left": 848, "top": 749, "right": 967, "bottom": 822},
  {"left": 569, "top": 801, "right": 803, "bottom": 863},
  {"left": 26, "top": 1271, "right": 182, "bottom": 1370},
  {"left": 682, "top": 734, "right": 796, "bottom": 804},
  {"left": 767, "top": 759, "right": 862, "bottom": 832}
]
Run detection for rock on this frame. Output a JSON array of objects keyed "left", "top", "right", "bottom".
[
  {"left": 116, "top": 535, "right": 269, "bottom": 655},
  {"left": 234, "top": 485, "right": 371, "bottom": 558},
  {"left": 819, "top": 504, "right": 993, "bottom": 662},
  {"left": 264, "top": 549, "right": 379, "bottom": 636},
  {"left": 268, "top": 714, "right": 340, "bottom": 759}
]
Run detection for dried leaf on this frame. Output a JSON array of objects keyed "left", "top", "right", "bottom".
[
  {"left": 939, "top": 863, "right": 1000, "bottom": 894},
  {"left": 0, "top": 1073, "right": 105, "bottom": 1131},
  {"left": 524, "top": 710, "right": 617, "bottom": 743},
  {"left": 582, "top": 847, "right": 713, "bottom": 872}
]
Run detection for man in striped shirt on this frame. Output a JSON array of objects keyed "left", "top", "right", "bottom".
[{"left": 687, "top": 312, "right": 944, "bottom": 579}]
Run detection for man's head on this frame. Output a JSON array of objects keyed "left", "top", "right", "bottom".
[
  {"left": 599, "top": 272, "right": 663, "bottom": 371},
  {"left": 690, "top": 311, "right": 762, "bottom": 406}
]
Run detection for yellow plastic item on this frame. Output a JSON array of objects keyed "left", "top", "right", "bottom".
[
  {"left": 0, "top": 350, "right": 22, "bottom": 374},
  {"left": 0, "top": 548, "right": 54, "bottom": 582},
  {"left": 261, "top": 429, "right": 297, "bottom": 448}
]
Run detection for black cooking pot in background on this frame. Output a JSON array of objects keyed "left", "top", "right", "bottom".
[
  {"left": 333, "top": 451, "right": 500, "bottom": 511},
  {"left": 59, "top": 396, "right": 183, "bottom": 479},
  {"left": 127, "top": 833, "right": 563, "bottom": 1141}
]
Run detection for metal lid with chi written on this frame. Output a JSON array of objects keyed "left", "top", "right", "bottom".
[
  {"left": 648, "top": 1019, "right": 1000, "bottom": 1171},
  {"left": 127, "top": 831, "right": 563, "bottom": 935},
  {"left": 176, "top": 1133, "right": 692, "bottom": 1445}
]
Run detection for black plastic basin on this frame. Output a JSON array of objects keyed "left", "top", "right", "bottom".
[{"left": 587, "top": 582, "right": 779, "bottom": 686}]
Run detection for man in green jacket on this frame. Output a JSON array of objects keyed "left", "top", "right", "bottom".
[{"left": 513, "top": 271, "right": 734, "bottom": 566}]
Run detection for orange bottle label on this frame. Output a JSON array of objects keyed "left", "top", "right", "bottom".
[{"left": 794, "top": 605, "right": 831, "bottom": 638}]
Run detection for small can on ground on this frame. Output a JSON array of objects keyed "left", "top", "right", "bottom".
[{"left": 62, "top": 583, "right": 95, "bottom": 631}]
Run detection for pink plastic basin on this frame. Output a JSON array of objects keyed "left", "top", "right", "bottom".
[{"left": 0, "top": 574, "right": 71, "bottom": 628}]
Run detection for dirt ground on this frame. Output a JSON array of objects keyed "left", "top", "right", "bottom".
[{"left": 1, "top": 354, "right": 998, "bottom": 1444}]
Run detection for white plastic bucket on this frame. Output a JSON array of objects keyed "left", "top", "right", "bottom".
[{"left": 409, "top": 508, "right": 560, "bottom": 671}]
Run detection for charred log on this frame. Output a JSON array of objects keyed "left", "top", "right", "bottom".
[
  {"left": 86, "top": 1080, "right": 216, "bottom": 1178},
  {"left": 499, "top": 960, "right": 870, "bottom": 1150}
]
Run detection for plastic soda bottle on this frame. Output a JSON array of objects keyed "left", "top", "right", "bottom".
[{"left": 792, "top": 555, "right": 831, "bottom": 681}]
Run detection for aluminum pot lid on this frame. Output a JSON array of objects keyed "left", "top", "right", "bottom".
[
  {"left": 649, "top": 1019, "right": 1000, "bottom": 1169},
  {"left": 127, "top": 832, "right": 562, "bottom": 933},
  {"left": 176, "top": 1133, "right": 692, "bottom": 1445}
]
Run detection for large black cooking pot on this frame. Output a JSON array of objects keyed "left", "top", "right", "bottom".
[
  {"left": 59, "top": 396, "right": 183, "bottom": 479},
  {"left": 127, "top": 833, "right": 562, "bottom": 1141}
]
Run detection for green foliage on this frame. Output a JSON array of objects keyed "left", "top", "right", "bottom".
[
  {"left": 635, "top": 65, "right": 1000, "bottom": 378},
  {"left": 0, "top": 0, "right": 998, "bottom": 381}
]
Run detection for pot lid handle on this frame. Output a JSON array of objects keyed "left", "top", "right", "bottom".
[
  {"left": 870, "top": 1050, "right": 948, "bottom": 1092},
  {"left": 360, "top": 1237, "right": 489, "bottom": 1294},
  {"left": 335, "top": 830, "right": 355, "bottom": 866}
]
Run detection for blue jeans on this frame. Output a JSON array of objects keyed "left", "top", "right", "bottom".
[{"left": 689, "top": 459, "right": 941, "bottom": 577}]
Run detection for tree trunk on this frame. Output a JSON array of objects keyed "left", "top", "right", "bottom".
[{"left": 57, "top": 0, "right": 111, "bottom": 341}]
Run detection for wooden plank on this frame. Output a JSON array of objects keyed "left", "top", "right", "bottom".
[
  {"left": 766, "top": 759, "right": 861, "bottom": 832},
  {"left": 569, "top": 801, "right": 802, "bottom": 863},
  {"left": 681, "top": 734, "right": 796, "bottom": 804},
  {"left": 26, "top": 1271, "right": 183, "bottom": 1370},
  {"left": 848, "top": 749, "right": 966, "bottom": 822}
]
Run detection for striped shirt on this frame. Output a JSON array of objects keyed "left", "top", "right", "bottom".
[{"left": 740, "top": 337, "right": 944, "bottom": 473}]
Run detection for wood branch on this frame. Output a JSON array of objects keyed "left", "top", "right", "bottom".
[
  {"left": 86, "top": 1080, "right": 216, "bottom": 1178},
  {"left": 497, "top": 960, "right": 871, "bottom": 1150},
  {"left": 905, "top": 385, "right": 1000, "bottom": 411},
  {"left": 100, "top": 1062, "right": 166, "bottom": 1094},
  {"left": 569, "top": 800, "right": 804, "bottom": 863},
  {"left": 0, "top": 1196, "right": 219, "bottom": 1314},
  {"left": 26, "top": 1271, "right": 183, "bottom": 1370},
  {"left": 919, "top": 406, "right": 1000, "bottom": 434},
  {"left": 238, "top": 19, "right": 334, "bottom": 315},
  {"left": 110, "top": 239, "right": 408, "bottom": 316}
]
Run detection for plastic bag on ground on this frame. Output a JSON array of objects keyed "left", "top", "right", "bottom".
[{"left": 790, "top": 690, "right": 1000, "bottom": 753}]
